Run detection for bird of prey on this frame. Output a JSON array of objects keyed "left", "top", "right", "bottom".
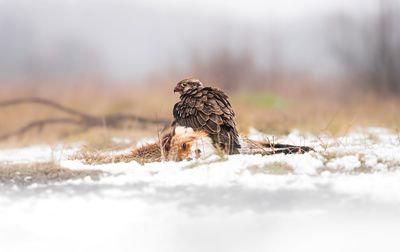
[{"left": 172, "top": 78, "right": 241, "bottom": 154}]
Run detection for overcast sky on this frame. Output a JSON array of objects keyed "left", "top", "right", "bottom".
[
  {"left": 0, "top": 0, "right": 391, "bottom": 80},
  {"left": 1, "top": 0, "right": 378, "bottom": 20},
  {"left": 143, "top": 0, "right": 378, "bottom": 20}
]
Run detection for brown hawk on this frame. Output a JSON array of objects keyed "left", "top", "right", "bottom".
[{"left": 172, "top": 78, "right": 241, "bottom": 154}]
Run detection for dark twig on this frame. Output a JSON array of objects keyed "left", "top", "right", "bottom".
[
  {"left": 0, "top": 97, "right": 95, "bottom": 119},
  {"left": 0, "top": 97, "right": 170, "bottom": 141},
  {"left": 0, "top": 118, "right": 82, "bottom": 141},
  {"left": 245, "top": 137, "right": 314, "bottom": 155}
]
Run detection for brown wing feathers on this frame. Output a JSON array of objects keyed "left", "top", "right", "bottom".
[{"left": 173, "top": 86, "right": 240, "bottom": 154}]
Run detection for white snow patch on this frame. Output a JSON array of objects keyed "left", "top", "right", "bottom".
[
  {"left": 136, "top": 137, "right": 157, "bottom": 147},
  {"left": 1, "top": 127, "right": 400, "bottom": 252},
  {"left": 0, "top": 144, "right": 77, "bottom": 164},
  {"left": 327, "top": 155, "right": 361, "bottom": 171},
  {"left": 111, "top": 136, "right": 132, "bottom": 145}
]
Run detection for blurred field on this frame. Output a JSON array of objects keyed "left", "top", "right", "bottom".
[
  {"left": 1, "top": 79, "right": 399, "bottom": 148},
  {"left": 0, "top": 162, "right": 104, "bottom": 186}
]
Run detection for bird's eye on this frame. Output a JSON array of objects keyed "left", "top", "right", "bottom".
[{"left": 182, "top": 143, "right": 187, "bottom": 150}]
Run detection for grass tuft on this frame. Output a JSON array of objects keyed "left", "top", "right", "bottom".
[{"left": 0, "top": 162, "right": 104, "bottom": 186}]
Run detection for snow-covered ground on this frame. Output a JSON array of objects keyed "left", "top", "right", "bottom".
[{"left": 1, "top": 128, "right": 400, "bottom": 252}]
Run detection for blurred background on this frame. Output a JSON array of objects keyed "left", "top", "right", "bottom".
[{"left": 1, "top": 0, "right": 400, "bottom": 145}]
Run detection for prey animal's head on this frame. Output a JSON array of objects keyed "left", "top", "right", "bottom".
[
  {"left": 167, "top": 126, "right": 215, "bottom": 161},
  {"left": 174, "top": 78, "right": 203, "bottom": 94}
]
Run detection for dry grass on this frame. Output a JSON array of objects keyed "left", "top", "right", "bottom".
[
  {"left": 71, "top": 143, "right": 162, "bottom": 165},
  {"left": 1, "top": 81, "right": 399, "bottom": 148},
  {"left": 233, "top": 93, "right": 400, "bottom": 136},
  {"left": 0, "top": 80, "right": 397, "bottom": 185},
  {"left": 248, "top": 162, "right": 294, "bottom": 175},
  {"left": 0, "top": 162, "right": 104, "bottom": 186}
]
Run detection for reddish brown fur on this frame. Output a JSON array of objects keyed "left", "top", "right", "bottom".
[{"left": 167, "top": 130, "right": 209, "bottom": 161}]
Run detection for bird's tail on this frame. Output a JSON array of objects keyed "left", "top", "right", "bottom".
[{"left": 211, "top": 130, "right": 240, "bottom": 155}]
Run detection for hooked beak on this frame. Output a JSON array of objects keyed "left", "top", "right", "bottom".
[{"left": 174, "top": 85, "right": 183, "bottom": 93}]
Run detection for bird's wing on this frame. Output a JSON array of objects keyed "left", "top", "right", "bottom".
[{"left": 173, "top": 87, "right": 236, "bottom": 135}]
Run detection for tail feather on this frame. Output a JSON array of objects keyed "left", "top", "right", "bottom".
[{"left": 210, "top": 129, "right": 240, "bottom": 154}]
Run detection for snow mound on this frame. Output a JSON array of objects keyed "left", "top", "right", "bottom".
[{"left": 1, "top": 127, "right": 400, "bottom": 252}]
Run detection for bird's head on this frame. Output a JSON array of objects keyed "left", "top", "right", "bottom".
[{"left": 174, "top": 78, "right": 203, "bottom": 94}]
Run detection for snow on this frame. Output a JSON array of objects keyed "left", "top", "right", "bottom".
[
  {"left": 1, "top": 127, "right": 400, "bottom": 252},
  {"left": 0, "top": 144, "right": 78, "bottom": 164},
  {"left": 326, "top": 155, "right": 361, "bottom": 171}
]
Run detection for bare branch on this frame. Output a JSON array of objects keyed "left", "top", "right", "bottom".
[
  {"left": 0, "top": 97, "right": 170, "bottom": 142},
  {"left": 0, "top": 97, "right": 95, "bottom": 119},
  {"left": 103, "top": 114, "right": 169, "bottom": 127},
  {"left": 0, "top": 118, "right": 81, "bottom": 142}
]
